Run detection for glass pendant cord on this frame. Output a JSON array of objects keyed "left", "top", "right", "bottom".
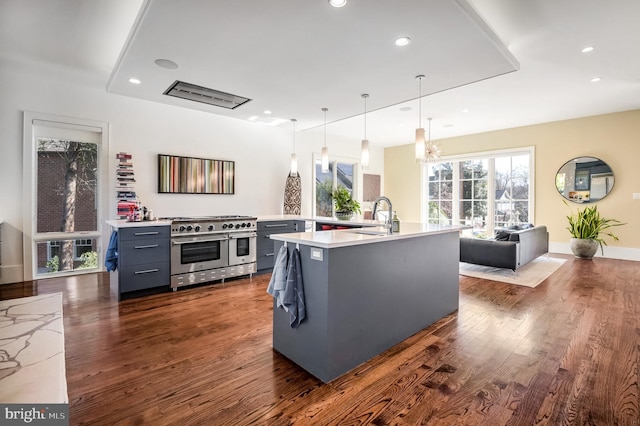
[
  {"left": 289, "top": 118, "right": 298, "bottom": 176},
  {"left": 415, "top": 75, "right": 426, "bottom": 162},
  {"left": 418, "top": 77, "right": 422, "bottom": 129},
  {"left": 323, "top": 108, "right": 327, "bottom": 149},
  {"left": 361, "top": 94, "right": 370, "bottom": 168},
  {"left": 321, "top": 108, "right": 329, "bottom": 172},
  {"left": 292, "top": 118, "right": 297, "bottom": 152},
  {"left": 363, "top": 94, "right": 368, "bottom": 140}
]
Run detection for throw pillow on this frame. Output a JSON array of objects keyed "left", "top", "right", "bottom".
[{"left": 495, "top": 230, "right": 511, "bottom": 241}]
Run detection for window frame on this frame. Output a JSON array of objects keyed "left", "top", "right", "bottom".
[
  {"left": 422, "top": 147, "right": 535, "bottom": 237},
  {"left": 312, "top": 153, "right": 362, "bottom": 218},
  {"left": 23, "top": 112, "right": 109, "bottom": 280}
]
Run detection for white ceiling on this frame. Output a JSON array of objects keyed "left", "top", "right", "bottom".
[{"left": 1, "top": 0, "right": 639, "bottom": 147}]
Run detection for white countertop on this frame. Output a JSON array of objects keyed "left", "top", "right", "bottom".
[
  {"left": 0, "top": 293, "right": 67, "bottom": 403},
  {"left": 269, "top": 222, "right": 464, "bottom": 249},
  {"left": 257, "top": 214, "right": 386, "bottom": 227},
  {"left": 257, "top": 215, "right": 307, "bottom": 222},
  {"left": 106, "top": 219, "right": 171, "bottom": 228}
]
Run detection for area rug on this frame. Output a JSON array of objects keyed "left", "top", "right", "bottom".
[
  {"left": 459, "top": 256, "right": 567, "bottom": 288},
  {"left": 0, "top": 293, "right": 68, "bottom": 403}
]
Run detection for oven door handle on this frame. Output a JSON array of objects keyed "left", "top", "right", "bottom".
[
  {"left": 229, "top": 233, "right": 257, "bottom": 239},
  {"left": 172, "top": 236, "right": 229, "bottom": 245}
]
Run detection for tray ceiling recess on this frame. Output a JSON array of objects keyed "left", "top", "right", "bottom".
[{"left": 107, "top": 0, "right": 518, "bottom": 136}]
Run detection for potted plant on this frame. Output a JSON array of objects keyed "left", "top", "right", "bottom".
[
  {"left": 332, "top": 186, "right": 361, "bottom": 220},
  {"left": 566, "top": 203, "right": 624, "bottom": 258}
]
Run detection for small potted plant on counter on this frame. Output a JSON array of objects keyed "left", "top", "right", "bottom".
[
  {"left": 332, "top": 186, "right": 361, "bottom": 220},
  {"left": 566, "top": 203, "right": 624, "bottom": 258}
]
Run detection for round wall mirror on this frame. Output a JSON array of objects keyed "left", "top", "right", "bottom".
[{"left": 555, "top": 156, "right": 614, "bottom": 203}]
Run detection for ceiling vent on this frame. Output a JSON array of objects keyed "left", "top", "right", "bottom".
[{"left": 163, "top": 80, "right": 251, "bottom": 109}]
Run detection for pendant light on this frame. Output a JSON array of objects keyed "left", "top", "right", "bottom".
[
  {"left": 289, "top": 118, "right": 298, "bottom": 176},
  {"left": 321, "top": 107, "right": 329, "bottom": 173},
  {"left": 415, "top": 75, "right": 426, "bottom": 162},
  {"left": 361, "top": 94, "right": 370, "bottom": 168},
  {"left": 424, "top": 117, "right": 442, "bottom": 162}
]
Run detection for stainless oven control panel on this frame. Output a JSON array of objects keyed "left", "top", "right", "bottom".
[{"left": 170, "top": 219, "right": 257, "bottom": 236}]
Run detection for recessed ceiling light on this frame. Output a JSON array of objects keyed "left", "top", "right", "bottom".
[
  {"left": 328, "top": 0, "right": 347, "bottom": 7},
  {"left": 155, "top": 58, "right": 179, "bottom": 69},
  {"left": 444, "top": 124, "right": 454, "bottom": 128},
  {"left": 462, "top": 109, "right": 469, "bottom": 113},
  {"left": 591, "top": 77, "right": 602, "bottom": 82},
  {"left": 264, "top": 110, "right": 272, "bottom": 115},
  {"left": 581, "top": 46, "right": 595, "bottom": 53},
  {"left": 395, "top": 37, "right": 411, "bottom": 47},
  {"left": 128, "top": 78, "right": 141, "bottom": 85},
  {"left": 400, "top": 106, "right": 412, "bottom": 112}
]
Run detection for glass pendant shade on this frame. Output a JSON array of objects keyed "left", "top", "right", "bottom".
[
  {"left": 415, "top": 128, "right": 426, "bottom": 162},
  {"left": 361, "top": 139, "right": 370, "bottom": 168},
  {"left": 290, "top": 153, "right": 298, "bottom": 176},
  {"left": 321, "top": 147, "right": 329, "bottom": 172}
]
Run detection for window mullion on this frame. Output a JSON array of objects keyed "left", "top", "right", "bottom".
[
  {"left": 452, "top": 162, "right": 460, "bottom": 226},
  {"left": 487, "top": 159, "right": 496, "bottom": 236}
]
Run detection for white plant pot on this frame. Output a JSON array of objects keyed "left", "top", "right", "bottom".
[{"left": 569, "top": 238, "right": 599, "bottom": 259}]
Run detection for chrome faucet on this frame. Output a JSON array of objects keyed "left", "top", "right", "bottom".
[{"left": 371, "top": 196, "right": 393, "bottom": 234}]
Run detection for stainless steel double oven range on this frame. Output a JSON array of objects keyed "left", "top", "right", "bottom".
[{"left": 164, "top": 215, "right": 257, "bottom": 290}]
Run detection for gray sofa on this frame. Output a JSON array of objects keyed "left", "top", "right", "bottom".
[{"left": 460, "top": 225, "right": 549, "bottom": 270}]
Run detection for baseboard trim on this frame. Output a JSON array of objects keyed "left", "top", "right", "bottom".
[
  {"left": 550, "top": 242, "right": 640, "bottom": 261},
  {"left": 0, "top": 264, "right": 25, "bottom": 285}
]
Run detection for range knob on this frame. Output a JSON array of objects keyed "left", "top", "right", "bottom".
[
  {"left": 222, "top": 224, "right": 228, "bottom": 229},
  {"left": 235, "top": 224, "right": 241, "bottom": 229},
  {"left": 228, "top": 223, "right": 234, "bottom": 229},
  {"left": 194, "top": 225, "right": 201, "bottom": 232},
  {"left": 241, "top": 223, "right": 246, "bottom": 228},
  {"left": 186, "top": 225, "right": 193, "bottom": 232},
  {"left": 179, "top": 225, "right": 186, "bottom": 232},
  {"left": 208, "top": 224, "right": 215, "bottom": 231},
  {"left": 246, "top": 222, "right": 253, "bottom": 228}
]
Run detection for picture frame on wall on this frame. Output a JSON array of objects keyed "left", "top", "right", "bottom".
[{"left": 158, "top": 154, "right": 235, "bottom": 194}]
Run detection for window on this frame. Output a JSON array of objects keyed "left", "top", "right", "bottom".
[
  {"left": 74, "top": 239, "right": 94, "bottom": 260},
  {"left": 424, "top": 148, "right": 534, "bottom": 238},
  {"left": 494, "top": 154, "right": 530, "bottom": 229},
  {"left": 427, "top": 163, "right": 453, "bottom": 225},
  {"left": 23, "top": 112, "right": 108, "bottom": 280},
  {"left": 313, "top": 156, "right": 359, "bottom": 217}
]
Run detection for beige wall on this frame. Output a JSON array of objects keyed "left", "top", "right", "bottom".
[{"left": 385, "top": 110, "right": 640, "bottom": 256}]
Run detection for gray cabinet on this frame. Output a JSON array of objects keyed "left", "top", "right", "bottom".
[
  {"left": 256, "top": 220, "right": 305, "bottom": 273},
  {"left": 115, "top": 225, "right": 170, "bottom": 299}
]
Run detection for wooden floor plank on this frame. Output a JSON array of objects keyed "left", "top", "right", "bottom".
[{"left": 1, "top": 255, "right": 639, "bottom": 425}]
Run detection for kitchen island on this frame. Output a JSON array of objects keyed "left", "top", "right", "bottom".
[{"left": 269, "top": 222, "right": 463, "bottom": 383}]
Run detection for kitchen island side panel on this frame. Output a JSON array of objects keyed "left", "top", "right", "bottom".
[
  {"left": 272, "top": 243, "right": 331, "bottom": 381},
  {"left": 272, "top": 231, "right": 459, "bottom": 383},
  {"left": 326, "top": 232, "right": 459, "bottom": 381}
]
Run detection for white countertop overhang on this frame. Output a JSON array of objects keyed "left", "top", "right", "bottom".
[
  {"left": 269, "top": 222, "right": 464, "bottom": 249},
  {"left": 106, "top": 219, "right": 171, "bottom": 228}
]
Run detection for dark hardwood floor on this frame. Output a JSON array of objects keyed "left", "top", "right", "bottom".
[{"left": 1, "top": 255, "right": 639, "bottom": 425}]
